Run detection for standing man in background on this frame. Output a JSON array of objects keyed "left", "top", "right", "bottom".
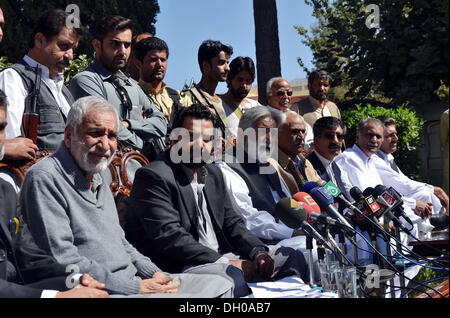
[
  {"left": 290, "top": 70, "right": 341, "bottom": 129},
  {"left": 218, "top": 56, "right": 262, "bottom": 138}
]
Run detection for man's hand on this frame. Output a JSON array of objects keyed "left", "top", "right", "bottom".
[
  {"left": 139, "top": 272, "right": 180, "bottom": 294},
  {"left": 3, "top": 137, "right": 39, "bottom": 161},
  {"left": 253, "top": 252, "right": 274, "bottom": 279},
  {"left": 55, "top": 286, "right": 109, "bottom": 298},
  {"left": 414, "top": 200, "right": 433, "bottom": 219},
  {"left": 80, "top": 274, "right": 106, "bottom": 290},
  {"left": 228, "top": 259, "right": 257, "bottom": 282},
  {"left": 434, "top": 186, "right": 449, "bottom": 213}
]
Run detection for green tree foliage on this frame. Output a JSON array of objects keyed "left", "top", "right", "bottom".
[
  {"left": 295, "top": 0, "right": 449, "bottom": 107},
  {"left": 63, "top": 54, "right": 92, "bottom": 85},
  {"left": 341, "top": 103, "right": 425, "bottom": 179},
  {"left": 0, "top": 0, "right": 160, "bottom": 61}
]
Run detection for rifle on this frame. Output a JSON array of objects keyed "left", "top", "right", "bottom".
[{"left": 22, "top": 65, "right": 41, "bottom": 145}]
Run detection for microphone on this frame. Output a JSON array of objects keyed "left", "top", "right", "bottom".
[
  {"left": 275, "top": 198, "right": 332, "bottom": 249},
  {"left": 294, "top": 192, "right": 351, "bottom": 230},
  {"left": 316, "top": 180, "right": 363, "bottom": 218},
  {"left": 304, "top": 187, "right": 356, "bottom": 236},
  {"left": 350, "top": 187, "right": 380, "bottom": 224},
  {"left": 301, "top": 181, "right": 318, "bottom": 195},
  {"left": 373, "top": 185, "right": 414, "bottom": 231}
]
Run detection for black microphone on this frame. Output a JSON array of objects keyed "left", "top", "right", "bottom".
[
  {"left": 275, "top": 198, "right": 332, "bottom": 249},
  {"left": 371, "top": 185, "right": 412, "bottom": 234},
  {"left": 349, "top": 186, "right": 385, "bottom": 233},
  {"left": 374, "top": 185, "right": 414, "bottom": 228},
  {"left": 304, "top": 186, "right": 356, "bottom": 236}
]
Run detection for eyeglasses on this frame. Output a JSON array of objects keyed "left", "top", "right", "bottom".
[
  {"left": 276, "top": 90, "right": 293, "bottom": 97},
  {"left": 322, "top": 132, "right": 345, "bottom": 140}
]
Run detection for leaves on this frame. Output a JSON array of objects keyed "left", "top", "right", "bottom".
[
  {"left": 0, "top": 0, "right": 160, "bottom": 63},
  {"left": 296, "top": 0, "right": 449, "bottom": 107}
]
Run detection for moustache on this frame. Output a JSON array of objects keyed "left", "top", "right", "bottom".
[
  {"left": 328, "top": 143, "right": 340, "bottom": 149},
  {"left": 58, "top": 58, "right": 70, "bottom": 67},
  {"left": 368, "top": 142, "right": 379, "bottom": 148}
]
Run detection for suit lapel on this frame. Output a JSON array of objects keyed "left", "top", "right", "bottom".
[
  {"left": 171, "top": 163, "right": 200, "bottom": 229},
  {"left": 307, "top": 152, "right": 329, "bottom": 181}
]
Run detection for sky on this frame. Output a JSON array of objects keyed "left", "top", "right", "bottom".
[{"left": 153, "top": 0, "right": 316, "bottom": 94}]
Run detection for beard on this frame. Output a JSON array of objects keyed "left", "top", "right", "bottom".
[
  {"left": 230, "top": 86, "right": 250, "bottom": 100},
  {"left": 71, "top": 137, "right": 115, "bottom": 175},
  {"left": 141, "top": 68, "right": 165, "bottom": 83},
  {"left": 311, "top": 90, "right": 327, "bottom": 101}
]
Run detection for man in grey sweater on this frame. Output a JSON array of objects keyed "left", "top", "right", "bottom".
[{"left": 19, "top": 95, "right": 233, "bottom": 297}]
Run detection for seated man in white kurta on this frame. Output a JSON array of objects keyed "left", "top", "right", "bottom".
[
  {"left": 334, "top": 118, "right": 434, "bottom": 248},
  {"left": 373, "top": 116, "right": 448, "bottom": 217}
]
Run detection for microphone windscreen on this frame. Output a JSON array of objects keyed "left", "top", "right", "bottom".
[
  {"left": 302, "top": 181, "right": 317, "bottom": 194},
  {"left": 309, "top": 187, "right": 334, "bottom": 208},
  {"left": 315, "top": 179, "right": 327, "bottom": 187},
  {"left": 350, "top": 186, "right": 364, "bottom": 202},
  {"left": 374, "top": 184, "right": 388, "bottom": 197},
  {"left": 293, "top": 192, "right": 321, "bottom": 214},
  {"left": 363, "top": 187, "right": 375, "bottom": 198},
  {"left": 275, "top": 197, "right": 308, "bottom": 229}
]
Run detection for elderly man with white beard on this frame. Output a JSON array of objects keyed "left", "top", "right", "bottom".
[{"left": 19, "top": 96, "right": 234, "bottom": 297}]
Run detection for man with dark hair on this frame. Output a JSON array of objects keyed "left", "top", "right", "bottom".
[
  {"left": 69, "top": 15, "right": 166, "bottom": 154},
  {"left": 290, "top": 70, "right": 341, "bottom": 128},
  {"left": 373, "top": 116, "right": 448, "bottom": 215},
  {"left": 135, "top": 36, "right": 188, "bottom": 125},
  {"left": 218, "top": 56, "right": 262, "bottom": 138},
  {"left": 0, "top": 88, "right": 109, "bottom": 298},
  {"left": 307, "top": 116, "right": 349, "bottom": 198},
  {"left": 126, "top": 104, "right": 309, "bottom": 297},
  {"left": 126, "top": 32, "right": 152, "bottom": 81},
  {"left": 181, "top": 40, "right": 233, "bottom": 130},
  {"left": 0, "top": 9, "right": 82, "bottom": 191}
]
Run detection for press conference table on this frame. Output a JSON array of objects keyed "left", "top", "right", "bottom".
[{"left": 408, "top": 238, "right": 449, "bottom": 257}]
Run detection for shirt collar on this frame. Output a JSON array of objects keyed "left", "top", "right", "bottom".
[
  {"left": 91, "top": 60, "right": 130, "bottom": 84},
  {"left": 24, "top": 55, "right": 64, "bottom": 83},
  {"left": 314, "top": 150, "right": 332, "bottom": 167},
  {"left": 307, "top": 95, "right": 328, "bottom": 110},
  {"left": 352, "top": 143, "right": 373, "bottom": 165},
  {"left": 139, "top": 80, "right": 167, "bottom": 95},
  {"left": 181, "top": 164, "right": 208, "bottom": 184},
  {"left": 277, "top": 148, "right": 304, "bottom": 170}
]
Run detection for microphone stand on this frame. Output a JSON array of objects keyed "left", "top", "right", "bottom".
[
  {"left": 306, "top": 235, "right": 316, "bottom": 287},
  {"left": 391, "top": 219, "right": 406, "bottom": 297}
]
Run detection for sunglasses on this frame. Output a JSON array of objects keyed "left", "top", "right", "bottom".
[
  {"left": 276, "top": 90, "right": 293, "bottom": 97},
  {"left": 323, "top": 132, "right": 345, "bottom": 140}
]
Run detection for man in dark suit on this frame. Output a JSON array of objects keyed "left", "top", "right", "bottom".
[
  {"left": 126, "top": 104, "right": 309, "bottom": 297},
  {"left": 0, "top": 88, "right": 108, "bottom": 298},
  {"left": 306, "top": 116, "right": 350, "bottom": 200}
]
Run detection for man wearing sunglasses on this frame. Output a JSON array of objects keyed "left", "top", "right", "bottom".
[
  {"left": 266, "top": 77, "right": 314, "bottom": 152},
  {"left": 307, "top": 116, "right": 350, "bottom": 200},
  {"left": 290, "top": 70, "right": 341, "bottom": 129}
]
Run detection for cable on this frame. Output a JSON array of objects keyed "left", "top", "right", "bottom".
[
  {"left": 388, "top": 243, "right": 449, "bottom": 271},
  {"left": 353, "top": 229, "right": 445, "bottom": 298},
  {"left": 402, "top": 276, "right": 449, "bottom": 298}
]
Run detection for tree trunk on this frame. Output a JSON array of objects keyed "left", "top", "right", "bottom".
[{"left": 253, "top": 0, "right": 281, "bottom": 105}]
